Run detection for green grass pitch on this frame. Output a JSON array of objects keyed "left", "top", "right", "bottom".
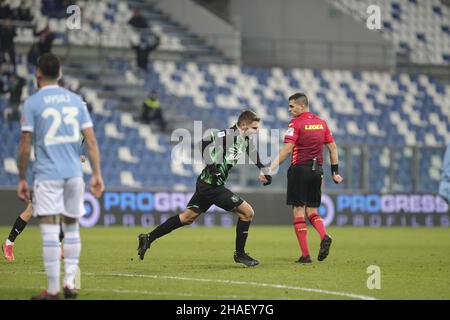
[{"left": 0, "top": 226, "right": 449, "bottom": 300}]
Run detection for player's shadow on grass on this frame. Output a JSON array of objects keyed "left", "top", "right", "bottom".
[
  {"left": 177, "top": 263, "right": 248, "bottom": 271},
  {"left": 178, "top": 259, "right": 313, "bottom": 270}
]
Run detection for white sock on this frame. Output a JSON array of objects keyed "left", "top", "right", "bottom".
[
  {"left": 40, "top": 224, "right": 61, "bottom": 295},
  {"left": 62, "top": 222, "right": 81, "bottom": 289},
  {"left": 5, "top": 239, "right": 13, "bottom": 245}
]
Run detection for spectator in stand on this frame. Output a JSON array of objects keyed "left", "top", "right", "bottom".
[
  {"left": 128, "top": 9, "right": 148, "bottom": 29},
  {"left": 27, "top": 42, "right": 39, "bottom": 67},
  {"left": 141, "top": 90, "right": 167, "bottom": 132},
  {"left": 0, "top": 18, "right": 17, "bottom": 70},
  {"left": 133, "top": 34, "right": 160, "bottom": 71},
  {"left": 0, "top": 68, "right": 26, "bottom": 122},
  {"left": 7, "top": 71, "right": 25, "bottom": 111},
  {"left": 35, "top": 24, "right": 55, "bottom": 55}
]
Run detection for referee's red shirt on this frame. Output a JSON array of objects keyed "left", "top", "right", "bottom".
[{"left": 283, "top": 111, "right": 334, "bottom": 166}]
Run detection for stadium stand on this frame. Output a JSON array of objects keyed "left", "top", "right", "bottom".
[
  {"left": 1, "top": 55, "right": 449, "bottom": 192},
  {"left": 330, "top": 0, "right": 450, "bottom": 65},
  {"left": 12, "top": 0, "right": 227, "bottom": 63},
  {"left": 1, "top": 0, "right": 448, "bottom": 194}
]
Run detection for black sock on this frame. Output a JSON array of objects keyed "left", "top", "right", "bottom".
[
  {"left": 235, "top": 220, "right": 251, "bottom": 254},
  {"left": 59, "top": 227, "right": 64, "bottom": 243},
  {"left": 7, "top": 217, "right": 28, "bottom": 242},
  {"left": 148, "top": 215, "right": 183, "bottom": 243}
]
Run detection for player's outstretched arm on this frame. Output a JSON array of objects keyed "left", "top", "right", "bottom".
[
  {"left": 82, "top": 127, "right": 105, "bottom": 198},
  {"left": 17, "top": 132, "right": 32, "bottom": 201},
  {"left": 268, "top": 143, "right": 295, "bottom": 176},
  {"left": 246, "top": 138, "right": 272, "bottom": 186},
  {"left": 325, "top": 142, "right": 343, "bottom": 184}
]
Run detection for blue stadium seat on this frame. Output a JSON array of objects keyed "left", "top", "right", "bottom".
[{"left": 1, "top": 56, "right": 448, "bottom": 193}]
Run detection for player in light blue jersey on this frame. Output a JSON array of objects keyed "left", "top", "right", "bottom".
[
  {"left": 2, "top": 136, "right": 87, "bottom": 262},
  {"left": 16, "top": 53, "right": 104, "bottom": 300},
  {"left": 439, "top": 142, "right": 450, "bottom": 203}
]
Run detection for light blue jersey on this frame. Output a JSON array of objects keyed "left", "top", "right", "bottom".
[
  {"left": 443, "top": 143, "right": 450, "bottom": 182},
  {"left": 439, "top": 143, "right": 450, "bottom": 203},
  {"left": 21, "top": 85, "right": 93, "bottom": 181}
]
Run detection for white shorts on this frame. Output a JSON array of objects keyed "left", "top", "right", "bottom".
[{"left": 32, "top": 177, "right": 86, "bottom": 218}]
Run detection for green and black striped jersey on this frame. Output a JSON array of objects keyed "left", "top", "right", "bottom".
[{"left": 199, "top": 125, "right": 266, "bottom": 186}]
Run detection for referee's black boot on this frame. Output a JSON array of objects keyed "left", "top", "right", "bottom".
[
  {"left": 318, "top": 235, "right": 332, "bottom": 261},
  {"left": 234, "top": 252, "right": 259, "bottom": 267},
  {"left": 137, "top": 233, "right": 151, "bottom": 260},
  {"left": 297, "top": 255, "right": 312, "bottom": 264}
]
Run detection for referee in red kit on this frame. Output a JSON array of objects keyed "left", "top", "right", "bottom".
[{"left": 260, "top": 93, "right": 343, "bottom": 263}]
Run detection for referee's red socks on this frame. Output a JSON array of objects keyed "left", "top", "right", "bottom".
[
  {"left": 293, "top": 217, "right": 309, "bottom": 257},
  {"left": 308, "top": 212, "right": 327, "bottom": 240}
]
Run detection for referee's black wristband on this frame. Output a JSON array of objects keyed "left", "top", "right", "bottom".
[{"left": 331, "top": 164, "right": 339, "bottom": 176}]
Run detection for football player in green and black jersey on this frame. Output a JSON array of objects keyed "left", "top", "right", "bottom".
[{"left": 137, "top": 110, "right": 271, "bottom": 266}]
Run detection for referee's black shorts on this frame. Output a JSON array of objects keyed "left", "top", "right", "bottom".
[
  {"left": 187, "top": 179, "right": 244, "bottom": 213},
  {"left": 287, "top": 164, "right": 323, "bottom": 208}
]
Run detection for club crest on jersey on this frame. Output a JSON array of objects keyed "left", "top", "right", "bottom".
[
  {"left": 285, "top": 127, "right": 295, "bottom": 136},
  {"left": 304, "top": 124, "right": 324, "bottom": 130}
]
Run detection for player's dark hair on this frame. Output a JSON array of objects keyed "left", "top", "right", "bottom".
[
  {"left": 289, "top": 92, "right": 308, "bottom": 107},
  {"left": 237, "top": 110, "right": 260, "bottom": 125},
  {"left": 37, "top": 53, "right": 60, "bottom": 80}
]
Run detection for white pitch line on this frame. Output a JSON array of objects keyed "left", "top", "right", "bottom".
[
  {"left": 0, "top": 285, "right": 239, "bottom": 299},
  {"left": 86, "top": 272, "right": 377, "bottom": 300},
  {"left": 88, "top": 288, "right": 240, "bottom": 299},
  {"left": 0, "top": 270, "right": 377, "bottom": 300}
]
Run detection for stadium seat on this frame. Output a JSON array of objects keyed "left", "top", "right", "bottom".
[
  {"left": 1, "top": 51, "right": 449, "bottom": 192},
  {"left": 12, "top": 0, "right": 225, "bottom": 62},
  {"left": 332, "top": 0, "right": 450, "bottom": 65}
]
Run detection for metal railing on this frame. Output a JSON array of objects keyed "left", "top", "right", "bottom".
[
  {"left": 7, "top": 16, "right": 395, "bottom": 71},
  {"left": 229, "top": 144, "right": 446, "bottom": 194},
  {"left": 194, "top": 32, "right": 396, "bottom": 70}
]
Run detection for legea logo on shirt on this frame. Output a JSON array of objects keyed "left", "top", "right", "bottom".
[
  {"left": 285, "top": 127, "right": 294, "bottom": 136},
  {"left": 305, "top": 124, "right": 324, "bottom": 130}
]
